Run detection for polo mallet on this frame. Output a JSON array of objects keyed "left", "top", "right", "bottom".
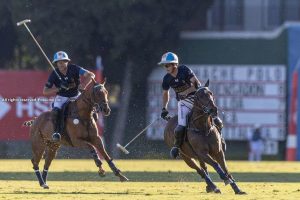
[
  {"left": 16, "top": 19, "right": 62, "bottom": 81},
  {"left": 116, "top": 117, "right": 161, "bottom": 154}
]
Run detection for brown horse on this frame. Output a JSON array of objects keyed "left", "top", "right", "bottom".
[
  {"left": 24, "top": 79, "right": 128, "bottom": 189},
  {"left": 164, "top": 80, "right": 246, "bottom": 194}
]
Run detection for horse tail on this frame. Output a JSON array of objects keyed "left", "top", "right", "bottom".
[{"left": 23, "top": 119, "right": 35, "bottom": 127}]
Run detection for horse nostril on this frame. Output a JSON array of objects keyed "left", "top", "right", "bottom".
[{"left": 211, "top": 108, "right": 218, "bottom": 116}]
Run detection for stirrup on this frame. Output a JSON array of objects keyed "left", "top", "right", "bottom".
[{"left": 52, "top": 132, "right": 61, "bottom": 142}]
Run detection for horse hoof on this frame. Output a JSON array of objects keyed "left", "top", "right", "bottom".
[
  {"left": 41, "top": 184, "right": 49, "bottom": 189},
  {"left": 117, "top": 173, "right": 129, "bottom": 182},
  {"left": 98, "top": 168, "right": 106, "bottom": 177},
  {"left": 235, "top": 190, "right": 247, "bottom": 195},
  {"left": 206, "top": 185, "right": 214, "bottom": 193},
  {"left": 214, "top": 188, "right": 221, "bottom": 194},
  {"left": 206, "top": 186, "right": 221, "bottom": 194}
]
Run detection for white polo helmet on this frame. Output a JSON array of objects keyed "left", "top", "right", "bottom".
[
  {"left": 158, "top": 52, "right": 179, "bottom": 65},
  {"left": 52, "top": 51, "right": 71, "bottom": 63}
]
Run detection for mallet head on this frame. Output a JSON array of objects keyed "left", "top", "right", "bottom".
[
  {"left": 17, "top": 19, "right": 31, "bottom": 26},
  {"left": 116, "top": 143, "right": 130, "bottom": 154}
]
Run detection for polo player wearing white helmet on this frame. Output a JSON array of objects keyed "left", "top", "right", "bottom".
[
  {"left": 159, "top": 52, "right": 226, "bottom": 159},
  {"left": 43, "top": 51, "right": 95, "bottom": 142}
]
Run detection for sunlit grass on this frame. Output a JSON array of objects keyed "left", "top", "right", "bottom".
[{"left": 0, "top": 160, "right": 299, "bottom": 200}]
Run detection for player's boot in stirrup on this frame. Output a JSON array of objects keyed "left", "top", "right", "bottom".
[
  {"left": 170, "top": 125, "right": 185, "bottom": 159},
  {"left": 52, "top": 132, "right": 61, "bottom": 142},
  {"left": 170, "top": 146, "right": 180, "bottom": 159},
  {"left": 51, "top": 108, "right": 61, "bottom": 142}
]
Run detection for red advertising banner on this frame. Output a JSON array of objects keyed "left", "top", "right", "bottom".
[
  {"left": 0, "top": 70, "right": 104, "bottom": 141},
  {"left": 0, "top": 71, "right": 51, "bottom": 140}
]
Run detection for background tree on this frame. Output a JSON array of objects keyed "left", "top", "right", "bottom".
[
  {"left": 5, "top": 0, "right": 213, "bottom": 157},
  {"left": 0, "top": 1, "right": 16, "bottom": 69}
]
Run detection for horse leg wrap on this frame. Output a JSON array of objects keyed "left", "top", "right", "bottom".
[
  {"left": 42, "top": 168, "right": 48, "bottom": 183},
  {"left": 90, "top": 149, "right": 102, "bottom": 167},
  {"left": 230, "top": 182, "right": 241, "bottom": 194},
  {"left": 212, "top": 163, "right": 228, "bottom": 181},
  {"left": 204, "top": 174, "right": 216, "bottom": 189},
  {"left": 33, "top": 167, "right": 45, "bottom": 186},
  {"left": 108, "top": 159, "right": 120, "bottom": 175}
]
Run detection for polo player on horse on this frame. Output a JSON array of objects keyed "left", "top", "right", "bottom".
[
  {"left": 25, "top": 51, "right": 128, "bottom": 188},
  {"left": 43, "top": 51, "right": 95, "bottom": 142},
  {"left": 159, "top": 52, "right": 226, "bottom": 159}
]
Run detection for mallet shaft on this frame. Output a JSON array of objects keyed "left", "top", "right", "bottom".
[
  {"left": 17, "top": 19, "right": 62, "bottom": 80},
  {"left": 124, "top": 118, "right": 160, "bottom": 148}
]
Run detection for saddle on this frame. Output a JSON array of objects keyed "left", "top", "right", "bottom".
[{"left": 59, "top": 99, "right": 97, "bottom": 135}]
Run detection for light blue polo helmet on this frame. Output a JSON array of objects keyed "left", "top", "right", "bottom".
[
  {"left": 52, "top": 51, "right": 71, "bottom": 63},
  {"left": 158, "top": 52, "right": 179, "bottom": 65}
]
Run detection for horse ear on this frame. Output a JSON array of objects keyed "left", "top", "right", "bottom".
[{"left": 204, "top": 79, "right": 209, "bottom": 87}]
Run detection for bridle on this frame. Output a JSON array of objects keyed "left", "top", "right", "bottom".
[
  {"left": 81, "top": 83, "right": 109, "bottom": 113},
  {"left": 192, "top": 87, "right": 217, "bottom": 116},
  {"left": 92, "top": 84, "right": 109, "bottom": 113},
  {"left": 189, "top": 87, "right": 217, "bottom": 134}
]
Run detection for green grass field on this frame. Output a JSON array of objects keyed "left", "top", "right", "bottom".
[{"left": 0, "top": 160, "right": 299, "bottom": 200}]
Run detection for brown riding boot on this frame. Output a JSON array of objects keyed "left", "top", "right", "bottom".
[
  {"left": 51, "top": 108, "right": 62, "bottom": 142},
  {"left": 170, "top": 125, "right": 185, "bottom": 159}
]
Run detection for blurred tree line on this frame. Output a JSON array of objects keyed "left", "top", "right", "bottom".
[{"left": 0, "top": 0, "right": 213, "bottom": 156}]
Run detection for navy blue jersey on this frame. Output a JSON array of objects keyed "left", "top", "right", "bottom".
[
  {"left": 162, "top": 65, "right": 197, "bottom": 100},
  {"left": 45, "top": 64, "right": 86, "bottom": 97}
]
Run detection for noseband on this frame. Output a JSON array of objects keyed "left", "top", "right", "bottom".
[{"left": 91, "top": 84, "right": 108, "bottom": 113}]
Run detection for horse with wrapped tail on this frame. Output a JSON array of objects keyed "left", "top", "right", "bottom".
[{"left": 24, "top": 79, "right": 128, "bottom": 189}]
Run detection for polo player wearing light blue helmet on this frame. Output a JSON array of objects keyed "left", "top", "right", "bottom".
[
  {"left": 52, "top": 51, "right": 71, "bottom": 63},
  {"left": 43, "top": 51, "right": 95, "bottom": 142},
  {"left": 159, "top": 52, "right": 226, "bottom": 159}
]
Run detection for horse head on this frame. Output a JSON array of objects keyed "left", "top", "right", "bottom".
[
  {"left": 86, "top": 78, "right": 111, "bottom": 116},
  {"left": 193, "top": 79, "right": 218, "bottom": 117}
]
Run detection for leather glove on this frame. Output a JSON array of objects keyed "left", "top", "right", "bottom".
[{"left": 161, "top": 108, "right": 169, "bottom": 120}]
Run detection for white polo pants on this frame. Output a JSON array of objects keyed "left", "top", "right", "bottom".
[
  {"left": 177, "top": 96, "right": 194, "bottom": 126},
  {"left": 53, "top": 93, "right": 81, "bottom": 109}
]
